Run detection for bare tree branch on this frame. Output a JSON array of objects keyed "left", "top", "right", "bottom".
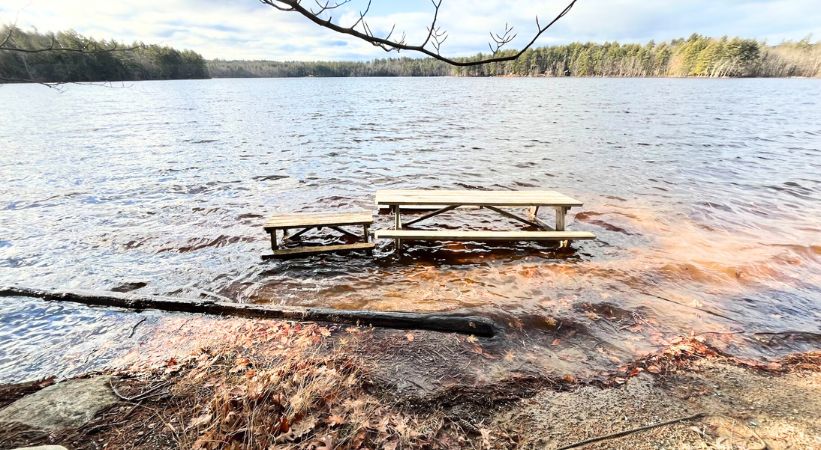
[
  {"left": 0, "top": 25, "right": 146, "bottom": 88},
  {"left": 259, "top": 0, "right": 578, "bottom": 66},
  {"left": 0, "top": 25, "right": 144, "bottom": 54}
]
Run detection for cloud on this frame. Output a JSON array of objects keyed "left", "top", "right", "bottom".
[{"left": 1, "top": 0, "right": 819, "bottom": 60}]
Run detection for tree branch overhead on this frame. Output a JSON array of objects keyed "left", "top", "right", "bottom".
[{"left": 260, "top": 0, "right": 578, "bottom": 66}]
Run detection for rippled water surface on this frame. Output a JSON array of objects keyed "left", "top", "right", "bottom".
[{"left": 1, "top": 77, "right": 820, "bottom": 382}]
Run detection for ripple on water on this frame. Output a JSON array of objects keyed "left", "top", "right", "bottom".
[{"left": 1, "top": 77, "right": 820, "bottom": 380}]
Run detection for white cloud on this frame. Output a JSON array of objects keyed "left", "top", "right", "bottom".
[{"left": 1, "top": 0, "right": 818, "bottom": 60}]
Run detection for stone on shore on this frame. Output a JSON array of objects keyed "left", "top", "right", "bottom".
[
  {"left": 11, "top": 446, "right": 69, "bottom": 450},
  {"left": 0, "top": 376, "right": 118, "bottom": 431}
]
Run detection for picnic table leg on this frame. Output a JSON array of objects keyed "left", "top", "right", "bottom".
[
  {"left": 556, "top": 207, "right": 569, "bottom": 248},
  {"left": 393, "top": 205, "right": 402, "bottom": 252},
  {"left": 555, "top": 207, "right": 566, "bottom": 231},
  {"left": 270, "top": 230, "right": 278, "bottom": 251},
  {"left": 363, "top": 224, "right": 370, "bottom": 243}
]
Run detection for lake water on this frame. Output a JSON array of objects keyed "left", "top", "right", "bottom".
[{"left": 1, "top": 77, "right": 820, "bottom": 382}]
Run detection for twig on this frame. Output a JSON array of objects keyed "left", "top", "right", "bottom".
[
  {"left": 638, "top": 290, "right": 737, "bottom": 322},
  {"left": 109, "top": 378, "right": 170, "bottom": 402},
  {"left": 556, "top": 412, "right": 707, "bottom": 449},
  {"left": 129, "top": 317, "right": 147, "bottom": 338}
]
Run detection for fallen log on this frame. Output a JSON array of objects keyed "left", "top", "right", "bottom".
[{"left": 0, "top": 286, "right": 497, "bottom": 337}]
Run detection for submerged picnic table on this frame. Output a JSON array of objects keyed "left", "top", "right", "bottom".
[{"left": 373, "top": 189, "right": 596, "bottom": 250}]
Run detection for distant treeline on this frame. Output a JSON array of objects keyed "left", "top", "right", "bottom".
[
  {"left": 210, "top": 34, "right": 821, "bottom": 78},
  {"left": 0, "top": 26, "right": 208, "bottom": 83},
  {"left": 207, "top": 58, "right": 449, "bottom": 78},
  {"left": 3, "top": 28, "right": 819, "bottom": 83}
]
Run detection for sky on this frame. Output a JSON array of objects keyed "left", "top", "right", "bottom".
[{"left": 1, "top": 0, "right": 819, "bottom": 61}]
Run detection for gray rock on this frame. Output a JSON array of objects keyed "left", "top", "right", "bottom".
[
  {"left": 0, "top": 376, "right": 118, "bottom": 431},
  {"left": 11, "top": 446, "right": 69, "bottom": 450}
]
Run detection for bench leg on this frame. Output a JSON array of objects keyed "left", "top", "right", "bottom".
[
  {"left": 363, "top": 224, "right": 369, "bottom": 243},
  {"left": 270, "top": 231, "right": 278, "bottom": 251}
]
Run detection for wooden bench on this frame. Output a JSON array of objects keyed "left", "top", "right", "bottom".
[
  {"left": 262, "top": 212, "right": 374, "bottom": 259},
  {"left": 373, "top": 230, "right": 596, "bottom": 241},
  {"left": 375, "top": 189, "right": 595, "bottom": 251}
]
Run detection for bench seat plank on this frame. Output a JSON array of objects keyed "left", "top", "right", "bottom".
[
  {"left": 264, "top": 212, "right": 373, "bottom": 231},
  {"left": 373, "top": 230, "right": 596, "bottom": 241},
  {"left": 375, "top": 190, "right": 583, "bottom": 207},
  {"left": 262, "top": 242, "right": 375, "bottom": 259}
]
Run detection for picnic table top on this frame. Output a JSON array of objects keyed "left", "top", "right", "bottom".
[{"left": 375, "top": 190, "right": 583, "bottom": 207}]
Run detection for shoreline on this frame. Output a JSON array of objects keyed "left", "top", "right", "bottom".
[
  {"left": 1, "top": 317, "right": 818, "bottom": 449},
  {"left": 3, "top": 75, "right": 821, "bottom": 86}
]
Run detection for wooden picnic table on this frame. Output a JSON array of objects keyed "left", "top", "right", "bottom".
[{"left": 373, "top": 189, "right": 595, "bottom": 250}]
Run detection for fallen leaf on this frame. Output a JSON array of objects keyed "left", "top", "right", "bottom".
[
  {"left": 229, "top": 357, "right": 252, "bottom": 373},
  {"left": 562, "top": 374, "right": 576, "bottom": 383},
  {"left": 187, "top": 413, "right": 212, "bottom": 430},
  {"left": 405, "top": 333, "right": 415, "bottom": 342},
  {"left": 551, "top": 338, "right": 561, "bottom": 346},
  {"left": 479, "top": 428, "right": 492, "bottom": 448},
  {"left": 646, "top": 365, "right": 661, "bottom": 374}
]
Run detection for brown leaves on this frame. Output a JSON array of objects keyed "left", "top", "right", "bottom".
[
  {"left": 326, "top": 414, "right": 345, "bottom": 427},
  {"left": 229, "top": 357, "right": 252, "bottom": 374}
]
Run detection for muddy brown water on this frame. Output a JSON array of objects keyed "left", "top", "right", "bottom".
[{"left": 1, "top": 78, "right": 819, "bottom": 382}]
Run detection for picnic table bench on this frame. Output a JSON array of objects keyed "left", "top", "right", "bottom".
[
  {"left": 262, "top": 211, "right": 374, "bottom": 259},
  {"left": 373, "top": 190, "right": 595, "bottom": 250}
]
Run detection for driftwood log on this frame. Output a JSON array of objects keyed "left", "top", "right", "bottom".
[{"left": 0, "top": 286, "right": 496, "bottom": 337}]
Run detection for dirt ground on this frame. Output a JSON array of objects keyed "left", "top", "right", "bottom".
[
  {"left": 0, "top": 317, "right": 818, "bottom": 449},
  {"left": 487, "top": 359, "right": 820, "bottom": 449}
]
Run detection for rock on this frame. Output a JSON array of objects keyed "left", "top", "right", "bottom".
[
  {"left": 0, "top": 376, "right": 118, "bottom": 431},
  {"left": 11, "top": 446, "right": 69, "bottom": 450}
]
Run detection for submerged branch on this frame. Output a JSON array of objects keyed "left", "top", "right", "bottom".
[{"left": 0, "top": 286, "right": 497, "bottom": 337}]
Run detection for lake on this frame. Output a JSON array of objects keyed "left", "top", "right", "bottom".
[{"left": 1, "top": 77, "right": 819, "bottom": 382}]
